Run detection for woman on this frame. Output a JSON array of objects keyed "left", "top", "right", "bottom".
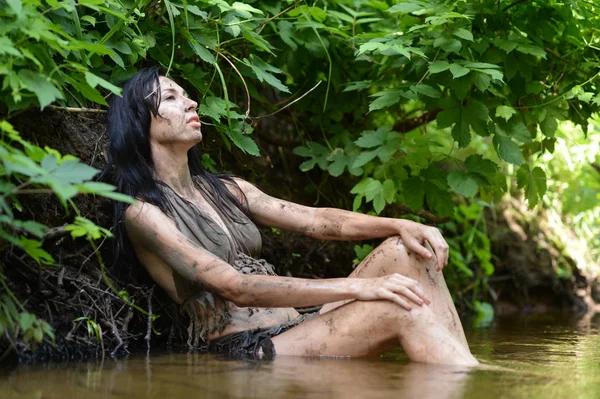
[{"left": 106, "top": 66, "right": 478, "bottom": 366}]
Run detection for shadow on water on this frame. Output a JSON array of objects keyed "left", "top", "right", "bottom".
[{"left": 1, "top": 312, "right": 600, "bottom": 399}]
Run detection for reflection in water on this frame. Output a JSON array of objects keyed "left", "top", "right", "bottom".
[{"left": 1, "top": 313, "right": 599, "bottom": 399}]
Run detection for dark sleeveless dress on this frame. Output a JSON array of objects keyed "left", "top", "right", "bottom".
[{"left": 160, "top": 177, "right": 309, "bottom": 354}]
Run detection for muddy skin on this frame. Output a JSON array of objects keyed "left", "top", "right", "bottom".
[
  {"left": 313, "top": 212, "right": 349, "bottom": 239},
  {"left": 448, "top": 305, "right": 458, "bottom": 332},
  {"left": 424, "top": 265, "right": 437, "bottom": 288}
]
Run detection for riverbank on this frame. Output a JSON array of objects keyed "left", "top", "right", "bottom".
[{"left": 1, "top": 109, "right": 597, "bottom": 365}]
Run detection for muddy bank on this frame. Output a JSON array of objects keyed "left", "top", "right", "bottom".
[{"left": 486, "top": 197, "right": 597, "bottom": 315}]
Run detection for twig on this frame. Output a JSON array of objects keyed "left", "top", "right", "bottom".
[
  {"left": 57, "top": 267, "right": 66, "bottom": 287},
  {"left": 145, "top": 286, "right": 154, "bottom": 352},
  {"left": 392, "top": 109, "right": 441, "bottom": 133},
  {"left": 544, "top": 47, "right": 593, "bottom": 78},
  {"left": 253, "top": 81, "right": 323, "bottom": 120},
  {"left": 78, "top": 235, "right": 109, "bottom": 273},
  {"left": 47, "top": 105, "right": 107, "bottom": 114},
  {"left": 216, "top": 51, "right": 251, "bottom": 118},
  {"left": 256, "top": 1, "right": 301, "bottom": 33},
  {"left": 43, "top": 225, "right": 69, "bottom": 241}
]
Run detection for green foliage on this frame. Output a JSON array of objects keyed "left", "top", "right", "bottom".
[
  {"left": 444, "top": 201, "right": 495, "bottom": 311},
  {"left": 73, "top": 316, "right": 102, "bottom": 344},
  {"left": 0, "top": 293, "right": 55, "bottom": 349},
  {"left": 3, "top": 0, "right": 598, "bottom": 217},
  {"left": 353, "top": 244, "right": 374, "bottom": 266}
]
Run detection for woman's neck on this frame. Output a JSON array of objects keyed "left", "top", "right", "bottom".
[{"left": 151, "top": 144, "right": 196, "bottom": 198}]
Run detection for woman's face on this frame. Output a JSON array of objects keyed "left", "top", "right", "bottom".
[{"left": 149, "top": 76, "right": 202, "bottom": 147}]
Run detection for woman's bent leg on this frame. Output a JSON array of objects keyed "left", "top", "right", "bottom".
[
  {"left": 321, "top": 236, "right": 469, "bottom": 349},
  {"left": 271, "top": 299, "right": 478, "bottom": 366}
]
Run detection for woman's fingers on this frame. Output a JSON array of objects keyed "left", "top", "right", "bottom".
[
  {"left": 426, "top": 229, "right": 449, "bottom": 271},
  {"left": 380, "top": 290, "right": 413, "bottom": 310},
  {"left": 389, "top": 274, "right": 430, "bottom": 305},
  {"left": 403, "top": 236, "right": 433, "bottom": 260}
]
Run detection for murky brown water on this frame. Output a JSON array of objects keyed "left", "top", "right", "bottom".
[{"left": 1, "top": 313, "right": 599, "bottom": 399}]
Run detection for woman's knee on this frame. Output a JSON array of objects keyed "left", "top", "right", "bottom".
[{"left": 361, "top": 299, "right": 436, "bottom": 332}]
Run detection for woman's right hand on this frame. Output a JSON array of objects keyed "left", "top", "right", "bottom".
[{"left": 354, "top": 274, "right": 430, "bottom": 310}]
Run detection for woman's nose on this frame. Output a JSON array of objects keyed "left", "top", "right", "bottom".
[{"left": 185, "top": 98, "right": 198, "bottom": 111}]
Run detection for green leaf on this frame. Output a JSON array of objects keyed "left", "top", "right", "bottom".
[
  {"left": 465, "top": 155, "right": 498, "bottom": 177},
  {"left": 540, "top": 115, "right": 558, "bottom": 137},
  {"left": 453, "top": 28, "right": 473, "bottom": 41},
  {"left": 351, "top": 178, "right": 382, "bottom": 203},
  {"left": 425, "top": 184, "right": 454, "bottom": 217},
  {"left": 369, "top": 90, "right": 402, "bottom": 111},
  {"left": 462, "top": 62, "right": 500, "bottom": 69},
  {"left": 357, "top": 42, "right": 387, "bottom": 55},
  {"left": 49, "top": 159, "right": 99, "bottom": 184},
  {"left": 294, "top": 142, "right": 329, "bottom": 171},
  {"left": 410, "top": 84, "right": 441, "bottom": 98},
  {"left": 18, "top": 70, "right": 63, "bottom": 109},
  {"left": 242, "top": 27, "right": 275, "bottom": 54},
  {"left": 577, "top": 92, "right": 594, "bottom": 103},
  {"left": 493, "top": 134, "right": 524, "bottom": 165},
  {"left": 19, "top": 313, "right": 35, "bottom": 331},
  {"left": 85, "top": 72, "right": 122, "bottom": 96},
  {"left": 343, "top": 80, "right": 372, "bottom": 92},
  {"left": 517, "top": 165, "right": 547, "bottom": 207},
  {"left": 472, "top": 72, "right": 491, "bottom": 92},
  {"left": 198, "top": 96, "right": 240, "bottom": 121},
  {"left": 479, "top": 68, "right": 504, "bottom": 82},
  {"left": 449, "top": 64, "right": 470, "bottom": 79},
  {"left": 77, "top": 182, "right": 135, "bottom": 203},
  {"left": 6, "top": 0, "right": 22, "bottom": 15},
  {"left": 0, "top": 37, "right": 22, "bottom": 57},
  {"left": 353, "top": 150, "right": 379, "bottom": 168},
  {"left": 402, "top": 177, "right": 425, "bottom": 210},
  {"left": 495, "top": 105, "right": 516, "bottom": 121},
  {"left": 494, "top": 38, "right": 518, "bottom": 53},
  {"left": 382, "top": 179, "right": 395, "bottom": 203},
  {"left": 245, "top": 56, "right": 289, "bottom": 93},
  {"left": 183, "top": 29, "right": 215, "bottom": 64},
  {"left": 227, "top": 122, "right": 260, "bottom": 156},
  {"left": 504, "top": 119, "right": 532, "bottom": 143},
  {"left": 388, "top": 2, "right": 423, "bottom": 13},
  {"left": 516, "top": 43, "right": 546, "bottom": 59},
  {"left": 67, "top": 77, "right": 107, "bottom": 105},
  {"left": 437, "top": 100, "right": 489, "bottom": 147},
  {"left": 186, "top": 5, "right": 208, "bottom": 18},
  {"left": 278, "top": 21, "right": 297, "bottom": 50},
  {"left": 327, "top": 148, "right": 347, "bottom": 177},
  {"left": 447, "top": 171, "right": 478, "bottom": 197},
  {"left": 428, "top": 61, "right": 450, "bottom": 74},
  {"left": 434, "top": 37, "right": 462, "bottom": 53},
  {"left": 355, "top": 128, "right": 387, "bottom": 148},
  {"left": 232, "top": 1, "right": 263, "bottom": 15}
]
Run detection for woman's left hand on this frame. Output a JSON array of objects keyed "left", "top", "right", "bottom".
[{"left": 397, "top": 220, "right": 449, "bottom": 271}]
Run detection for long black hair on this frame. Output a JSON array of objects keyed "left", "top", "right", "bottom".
[{"left": 102, "top": 66, "right": 247, "bottom": 275}]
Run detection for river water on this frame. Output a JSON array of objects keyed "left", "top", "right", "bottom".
[{"left": 1, "top": 312, "right": 599, "bottom": 399}]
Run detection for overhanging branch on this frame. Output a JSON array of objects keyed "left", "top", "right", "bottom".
[{"left": 393, "top": 109, "right": 441, "bottom": 133}]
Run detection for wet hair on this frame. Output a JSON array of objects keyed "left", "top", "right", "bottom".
[{"left": 101, "top": 66, "right": 247, "bottom": 275}]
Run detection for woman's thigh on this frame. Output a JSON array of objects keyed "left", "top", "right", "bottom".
[
  {"left": 272, "top": 299, "right": 402, "bottom": 357},
  {"left": 271, "top": 298, "right": 477, "bottom": 366}
]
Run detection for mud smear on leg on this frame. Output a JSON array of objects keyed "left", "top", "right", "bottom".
[{"left": 424, "top": 264, "right": 437, "bottom": 288}]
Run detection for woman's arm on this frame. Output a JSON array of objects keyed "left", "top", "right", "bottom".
[
  {"left": 125, "top": 201, "right": 429, "bottom": 310},
  {"left": 232, "top": 179, "right": 449, "bottom": 271}
]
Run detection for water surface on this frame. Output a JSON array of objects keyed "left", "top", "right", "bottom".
[{"left": 2, "top": 313, "right": 599, "bottom": 399}]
